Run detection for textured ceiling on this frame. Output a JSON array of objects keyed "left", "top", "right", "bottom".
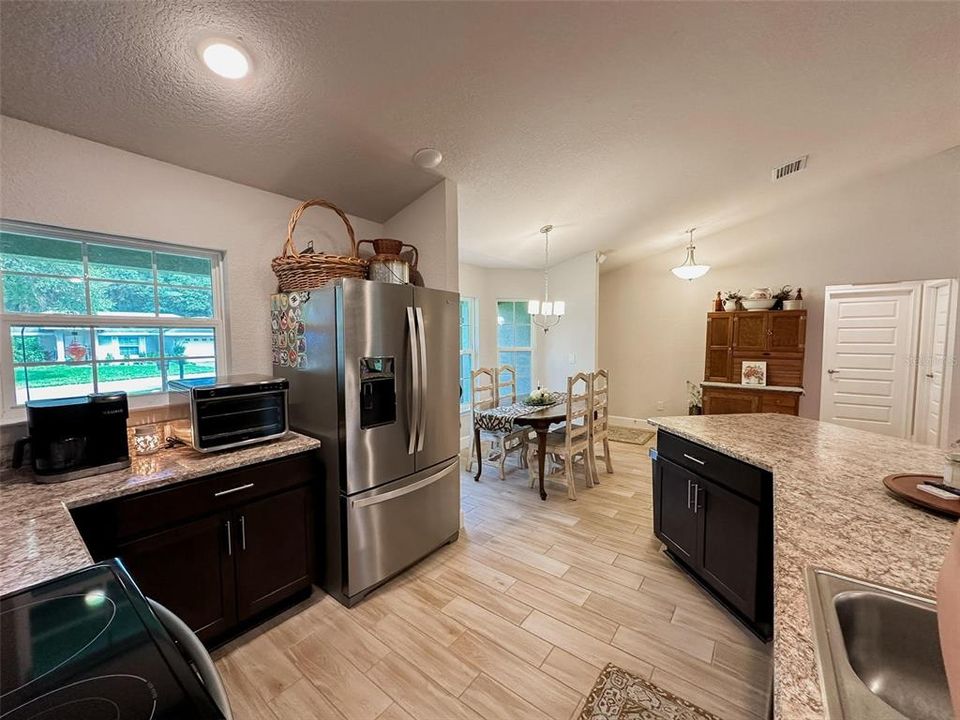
[{"left": 2, "top": 1, "right": 958, "bottom": 270}]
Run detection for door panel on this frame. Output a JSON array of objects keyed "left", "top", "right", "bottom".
[
  {"left": 345, "top": 458, "right": 459, "bottom": 599},
  {"left": 820, "top": 284, "right": 921, "bottom": 438},
  {"left": 235, "top": 486, "right": 312, "bottom": 620},
  {"left": 733, "top": 314, "right": 767, "bottom": 353},
  {"left": 341, "top": 280, "right": 417, "bottom": 493},
  {"left": 698, "top": 477, "right": 760, "bottom": 618},
  {"left": 768, "top": 312, "right": 805, "bottom": 353},
  {"left": 654, "top": 458, "right": 699, "bottom": 564},
  {"left": 914, "top": 280, "right": 957, "bottom": 446},
  {"left": 704, "top": 315, "right": 734, "bottom": 382},
  {"left": 117, "top": 514, "right": 236, "bottom": 642},
  {"left": 413, "top": 287, "right": 461, "bottom": 470},
  {"left": 702, "top": 388, "right": 760, "bottom": 415}
]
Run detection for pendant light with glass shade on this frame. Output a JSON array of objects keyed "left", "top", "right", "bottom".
[
  {"left": 527, "top": 225, "right": 565, "bottom": 332},
  {"left": 671, "top": 227, "right": 711, "bottom": 280}
]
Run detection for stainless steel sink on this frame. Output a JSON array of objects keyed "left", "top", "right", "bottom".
[{"left": 805, "top": 568, "right": 952, "bottom": 720}]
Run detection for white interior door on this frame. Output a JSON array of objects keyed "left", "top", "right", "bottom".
[
  {"left": 913, "top": 279, "right": 957, "bottom": 446},
  {"left": 820, "top": 283, "right": 921, "bottom": 438}
]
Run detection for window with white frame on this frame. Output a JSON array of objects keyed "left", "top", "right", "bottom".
[
  {"left": 459, "top": 297, "right": 477, "bottom": 410},
  {"left": 1, "top": 222, "right": 225, "bottom": 409},
  {"left": 496, "top": 300, "right": 534, "bottom": 396}
]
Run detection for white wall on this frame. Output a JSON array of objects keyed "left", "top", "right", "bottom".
[
  {"left": 459, "top": 263, "right": 545, "bottom": 381},
  {"left": 542, "top": 251, "right": 600, "bottom": 390},
  {"left": 0, "top": 117, "right": 386, "bottom": 394},
  {"left": 599, "top": 146, "right": 960, "bottom": 441},
  {"left": 459, "top": 250, "right": 600, "bottom": 390},
  {"left": 383, "top": 179, "right": 459, "bottom": 292}
]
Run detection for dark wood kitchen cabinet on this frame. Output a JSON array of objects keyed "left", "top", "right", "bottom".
[
  {"left": 652, "top": 430, "right": 772, "bottom": 639},
  {"left": 71, "top": 451, "right": 319, "bottom": 646},
  {"left": 118, "top": 513, "right": 237, "bottom": 641},
  {"left": 234, "top": 485, "right": 311, "bottom": 621}
]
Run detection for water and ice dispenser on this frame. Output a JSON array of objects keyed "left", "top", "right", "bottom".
[{"left": 359, "top": 357, "right": 396, "bottom": 429}]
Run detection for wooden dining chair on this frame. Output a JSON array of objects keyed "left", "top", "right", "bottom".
[
  {"left": 525, "top": 372, "right": 594, "bottom": 500},
  {"left": 589, "top": 369, "right": 614, "bottom": 485},
  {"left": 468, "top": 365, "right": 528, "bottom": 480}
]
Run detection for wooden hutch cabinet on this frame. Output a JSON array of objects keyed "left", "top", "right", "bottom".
[{"left": 702, "top": 309, "right": 806, "bottom": 415}]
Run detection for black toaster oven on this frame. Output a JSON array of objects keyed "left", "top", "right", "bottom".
[{"left": 168, "top": 374, "right": 288, "bottom": 452}]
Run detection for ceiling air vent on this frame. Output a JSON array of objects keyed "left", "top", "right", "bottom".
[{"left": 772, "top": 155, "right": 808, "bottom": 181}]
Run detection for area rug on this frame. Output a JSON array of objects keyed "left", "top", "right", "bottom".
[
  {"left": 608, "top": 426, "right": 656, "bottom": 446},
  {"left": 579, "top": 664, "right": 722, "bottom": 720}
]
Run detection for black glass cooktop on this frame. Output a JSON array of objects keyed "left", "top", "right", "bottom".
[{"left": 0, "top": 560, "right": 223, "bottom": 720}]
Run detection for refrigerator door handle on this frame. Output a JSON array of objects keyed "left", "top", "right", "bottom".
[
  {"left": 407, "top": 306, "right": 420, "bottom": 455},
  {"left": 415, "top": 306, "right": 428, "bottom": 452},
  {"left": 350, "top": 459, "right": 456, "bottom": 508}
]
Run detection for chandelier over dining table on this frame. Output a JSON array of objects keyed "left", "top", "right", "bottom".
[{"left": 528, "top": 224, "right": 565, "bottom": 332}]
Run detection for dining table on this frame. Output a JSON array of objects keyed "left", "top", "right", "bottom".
[{"left": 472, "top": 395, "right": 576, "bottom": 501}]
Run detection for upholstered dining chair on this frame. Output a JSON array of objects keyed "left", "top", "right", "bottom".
[
  {"left": 525, "top": 372, "right": 594, "bottom": 500},
  {"left": 468, "top": 366, "right": 528, "bottom": 480},
  {"left": 589, "top": 369, "right": 614, "bottom": 485}
]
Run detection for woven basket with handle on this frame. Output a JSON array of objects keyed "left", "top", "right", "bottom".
[{"left": 271, "top": 199, "right": 369, "bottom": 291}]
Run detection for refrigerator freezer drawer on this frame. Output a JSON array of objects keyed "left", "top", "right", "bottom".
[{"left": 344, "top": 458, "right": 459, "bottom": 600}]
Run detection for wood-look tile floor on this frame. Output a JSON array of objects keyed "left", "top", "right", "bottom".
[{"left": 214, "top": 440, "right": 772, "bottom": 720}]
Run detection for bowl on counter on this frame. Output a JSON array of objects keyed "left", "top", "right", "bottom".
[{"left": 741, "top": 298, "right": 776, "bottom": 311}]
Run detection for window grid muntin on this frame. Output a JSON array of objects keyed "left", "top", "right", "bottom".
[{"left": 1, "top": 220, "right": 225, "bottom": 410}]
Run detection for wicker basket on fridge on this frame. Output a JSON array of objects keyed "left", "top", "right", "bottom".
[{"left": 271, "top": 199, "right": 369, "bottom": 291}]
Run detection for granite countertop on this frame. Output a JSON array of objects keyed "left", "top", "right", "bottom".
[
  {"left": 647, "top": 414, "right": 955, "bottom": 719},
  {"left": 0, "top": 432, "right": 322, "bottom": 597},
  {"left": 700, "top": 381, "right": 805, "bottom": 393}
]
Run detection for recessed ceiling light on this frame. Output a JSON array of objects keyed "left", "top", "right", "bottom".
[
  {"left": 413, "top": 148, "right": 443, "bottom": 169},
  {"left": 200, "top": 40, "right": 250, "bottom": 80}
]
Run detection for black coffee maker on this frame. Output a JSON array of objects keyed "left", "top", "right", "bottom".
[{"left": 11, "top": 392, "right": 131, "bottom": 483}]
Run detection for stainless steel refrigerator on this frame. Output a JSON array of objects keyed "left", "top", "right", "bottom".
[{"left": 273, "top": 278, "right": 460, "bottom": 607}]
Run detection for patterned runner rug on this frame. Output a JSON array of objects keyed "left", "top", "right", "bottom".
[
  {"left": 579, "top": 664, "right": 722, "bottom": 720},
  {"left": 607, "top": 426, "right": 656, "bottom": 446}
]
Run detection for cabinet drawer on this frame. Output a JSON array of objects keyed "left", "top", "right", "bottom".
[
  {"left": 656, "top": 431, "right": 765, "bottom": 502},
  {"left": 760, "top": 393, "right": 800, "bottom": 415},
  {"left": 108, "top": 452, "right": 318, "bottom": 540}
]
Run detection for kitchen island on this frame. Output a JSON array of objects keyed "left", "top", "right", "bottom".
[{"left": 648, "top": 414, "right": 955, "bottom": 720}]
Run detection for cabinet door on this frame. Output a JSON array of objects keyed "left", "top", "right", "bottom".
[
  {"left": 697, "top": 477, "right": 760, "bottom": 619},
  {"left": 760, "top": 392, "right": 800, "bottom": 415},
  {"left": 117, "top": 514, "right": 236, "bottom": 642},
  {"left": 704, "top": 315, "right": 734, "bottom": 382},
  {"left": 653, "top": 458, "right": 700, "bottom": 565},
  {"left": 768, "top": 311, "right": 805, "bottom": 353},
  {"left": 235, "top": 485, "right": 312, "bottom": 621},
  {"left": 702, "top": 388, "right": 761, "bottom": 415},
  {"left": 732, "top": 313, "right": 767, "bottom": 353}
]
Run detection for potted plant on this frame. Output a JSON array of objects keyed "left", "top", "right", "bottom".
[
  {"left": 723, "top": 290, "right": 743, "bottom": 311},
  {"left": 686, "top": 381, "right": 703, "bottom": 415},
  {"left": 771, "top": 285, "right": 793, "bottom": 311}
]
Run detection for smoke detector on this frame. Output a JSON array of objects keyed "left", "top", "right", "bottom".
[
  {"left": 413, "top": 148, "right": 443, "bottom": 169},
  {"left": 772, "top": 155, "right": 808, "bottom": 181}
]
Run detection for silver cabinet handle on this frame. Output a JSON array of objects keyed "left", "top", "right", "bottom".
[
  {"left": 214, "top": 483, "right": 254, "bottom": 498},
  {"left": 351, "top": 459, "right": 455, "bottom": 509},
  {"left": 686, "top": 478, "right": 692, "bottom": 510},
  {"left": 692, "top": 484, "right": 701, "bottom": 514},
  {"left": 683, "top": 453, "right": 706, "bottom": 466},
  {"left": 239, "top": 515, "right": 247, "bottom": 551},
  {"left": 415, "top": 306, "right": 428, "bottom": 453},
  {"left": 407, "top": 306, "right": 419, "bottom": 455},
  {"left": 225, "top": 520, "right": 232, "bottom": 556}
]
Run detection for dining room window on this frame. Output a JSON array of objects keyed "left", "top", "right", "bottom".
[
  {"left": 459, "top": 297, "right": 477, "bottom": 410},
  {"left": 0, "top": 221, "right": 225, "bottom": 411},
  {"left": 496, "top": 299, "right": 533, "bottom": 396}
]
